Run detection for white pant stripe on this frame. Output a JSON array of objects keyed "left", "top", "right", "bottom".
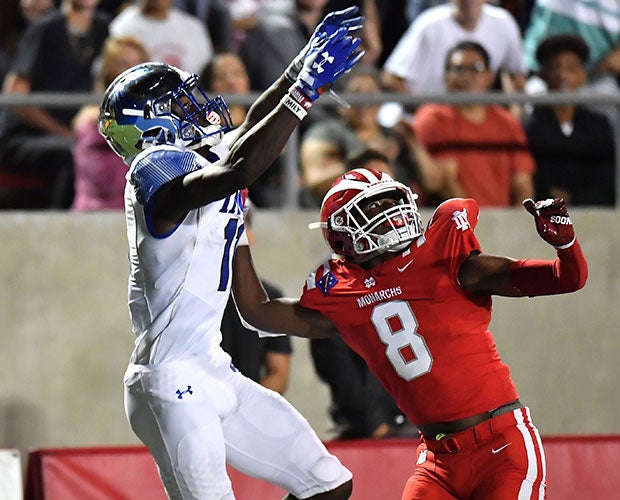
[
  {"left": 515, "top": 408, "right": 546, "bottom": 500},
  {"left": 525, "top": 407, "right": 547, "bottom": 500}
]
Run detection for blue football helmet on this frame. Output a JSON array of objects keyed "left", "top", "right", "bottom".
[{"left": 98, "top": 62, "right": 233, "bottom": 164}]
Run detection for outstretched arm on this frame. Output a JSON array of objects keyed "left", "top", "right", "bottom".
[
  {"left": 458, "top": 198, "right": 588, "bottom": 297},
  {"left": 152, "top": 27, "right": 364, "bottom": 229},
  {"left": 231, "top": 245, "right": 339, "bottom": 338},
  {"left": 235, "top": 6, "right": 364, "bottom": 136}
]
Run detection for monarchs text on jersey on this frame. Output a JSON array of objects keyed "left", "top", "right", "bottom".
[{"left": 300, "top": 198, "right": 519, "bottom": 425}]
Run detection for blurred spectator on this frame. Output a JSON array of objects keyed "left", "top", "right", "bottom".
[
  {"left": 0, "top": 0, "right": 109, "bottom": 209},
  {"left": 20, "top": 0, "right": 55, "bottom": 23},
  {"left": 524, "top": 0, "right": 620, "bottom": 83},
  {"left": 405, "top": 0, "right": 532, "bottom": 34},
  {"left": 109, "top": 0, "right": 213, "bottom": 75},
  {"left": 345, "top": 147, "right": 395, "bottom": 176},
  {"left": 71, "top": 36, "right": 149, "bottom": 211},
  {"left": 0, "top": 1, "right": 25, "bottom": 84},
  {"left": 202, "top": 51, "right": 283, "bottom": 207},
  {"left": 309, "top": 151, "right": 417, "bottom": 441},
  {"left": 96, "top": 0, "right": 130, "bottom": 17},
  {"left": 174, "top": 0, "right": 233, "bottom": 52},
  {"left": 221, "top": 203, "right": 292, "bottom": 395},
  {"left": 406, "top": 0, "right": 447, "bottom": 24},
  {"left": 239, "top": 0, "right": 334, "bottom": 135},
  {"left": 412, "top": 40, "right": 536, "bottom": 206},
  {"left": 227, "top": 0, "right": 268, "bottom": 49},
  {"left": 202, "top": 51, "right": 250, "bottom": 130},
  {"left": 522, "top": 33, "right": 615, "bottom": 206},
  {"left": 523, "top": 0, "right": 620, "bottom": 123},
  {"left": 375, "top": 0, "right": 409, "bottom": 66},
  {"left": 311, "top": 335, "right": 417, "bottom": 440},
  {"left": 381, "top": 0, "right": 526, "bottom": 94},
  {"left": 240, "top": 0, "right": 325, "bottom": 91},
  {"left": 299, "top": 66, "right": 417, "bottom": 205}
]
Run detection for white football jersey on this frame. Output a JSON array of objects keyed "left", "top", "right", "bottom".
[{"left": 124, "top": 146, "right": 247, "bottom": 365}]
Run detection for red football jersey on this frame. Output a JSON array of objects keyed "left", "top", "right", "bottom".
[{"left": 300, "top": 198, "right": 519, "bottom": 425}]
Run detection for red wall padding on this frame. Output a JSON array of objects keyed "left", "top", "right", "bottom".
[{"left": 24, "top": 436, "right": 620, "bottom": 499}]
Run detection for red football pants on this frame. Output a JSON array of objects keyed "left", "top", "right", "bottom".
[{"left": 402, "top": 407, "right": 546, "bottom": 499}]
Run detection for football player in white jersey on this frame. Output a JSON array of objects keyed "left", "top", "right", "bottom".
[{"left": 97, "top": 8, "right": 364, "bottom": 499}]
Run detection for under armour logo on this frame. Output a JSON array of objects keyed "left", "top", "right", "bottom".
[
  {"left": 451, "top": 209, "right": 470, "bottom": 231},
  {"left": 312, "top": 51, "right": 335, "bottom": 74},
  {"left": 176, "top": 385, "right": 193, "bottom": 399},
  {"left": 364, "top": 277, "right": 376, "bottom": 288}
]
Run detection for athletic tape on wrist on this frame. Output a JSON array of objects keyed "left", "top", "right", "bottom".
[
  {"left": 284, "top": 58, "right": 303, "bottom": 83},
  {"left": 280, "top": 94, "right": 308, "bottom": 120}
]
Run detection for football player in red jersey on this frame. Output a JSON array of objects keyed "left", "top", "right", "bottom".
[{"left": 234, "top": 168, "right": 587, "bottom": 499}]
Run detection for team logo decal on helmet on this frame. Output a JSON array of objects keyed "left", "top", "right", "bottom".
[
  {"left": 310, "top": 168, "right": 423, "bottom": 263},
  {"left": 98, "top": 62, "right": 233, "bottom": 164}
]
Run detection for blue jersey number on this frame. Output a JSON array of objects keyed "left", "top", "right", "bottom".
[{"left": 217, "top": 194, "right": 245, "bottom": 291}]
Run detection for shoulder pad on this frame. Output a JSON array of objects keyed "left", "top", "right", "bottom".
[
  {"left": 428, "top": 198, "right": 480, "bottom": 231},
  {"left": 129, "top": 146, "right": 201, "bottom": 205}
]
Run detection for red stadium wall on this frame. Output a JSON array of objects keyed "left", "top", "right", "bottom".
[{"left": 24, "top": 436, "right": 620, "bottom": 500}]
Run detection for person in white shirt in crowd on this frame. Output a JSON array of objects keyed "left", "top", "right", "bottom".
[
  {"left": 382, "top": 0, "right": 527, "bottom": 94},
  {"left": 109, "top": 0, "right": 213, "bottom": 75}
]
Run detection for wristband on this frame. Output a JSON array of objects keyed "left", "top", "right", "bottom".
[
  {"left": 280, "top": 94, "right": 308, "bottom": 121},
  {"left": 554, "top": 237, "right": 575, "bottom": 250},
  {"left": 288, "top": 83, "right": 315, "bottom": 108},
  {"left": 280, "top": 83, "right": 314, "bottom": 120}
]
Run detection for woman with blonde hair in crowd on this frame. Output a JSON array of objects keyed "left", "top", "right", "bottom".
[{"left": 71, "top": 36, "right": 149, "bottom": 211}]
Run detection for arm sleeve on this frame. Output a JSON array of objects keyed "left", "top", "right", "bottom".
[{"left": 509, "top": 239, "right": 588, "bottom": 297}]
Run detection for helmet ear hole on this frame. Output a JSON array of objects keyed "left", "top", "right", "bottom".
[{"left": 143, "top": 102, "right": 152, "bottom": 119}]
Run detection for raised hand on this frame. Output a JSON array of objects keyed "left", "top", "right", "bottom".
[
  {"left": 311, "top": 6, "right": 364, "bottom": 47},
  {"left": 523, "top": 198, "right": 575, "bottom": 249},
  {"left": 281, "top": 28, "right": 364, "bottom": 120},
  {"left": 285, "top": 6, "right": 364, "bottom": 82},
  {"left": 294, "top": 28, "right": 364, "bottom": 102}
]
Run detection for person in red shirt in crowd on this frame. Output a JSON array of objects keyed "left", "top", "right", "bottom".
[
  {"left": 234, "top": 168, "right": 587, "bottom": 499},
  {"left": 413, "top": 40, "right": 536, "bottom": 206}
]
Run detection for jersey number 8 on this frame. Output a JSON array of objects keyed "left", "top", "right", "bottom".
[{"left": 371, "top": 300, "right": 433, "bottom": 381}]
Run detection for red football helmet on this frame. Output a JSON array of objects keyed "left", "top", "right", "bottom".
[{"left": 315, "top": 168, "right": 423, "bottom": 263}]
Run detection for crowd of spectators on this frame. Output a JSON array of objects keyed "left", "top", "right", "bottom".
[{"left": 0, "top": 0, "right": 617, "bottom": 210}]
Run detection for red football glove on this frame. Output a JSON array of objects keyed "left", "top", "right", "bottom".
[{"left": 523, "top": 198, "right": 575, "bottom": 249}]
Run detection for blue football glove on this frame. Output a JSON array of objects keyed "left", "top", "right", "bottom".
[
  {"left": 285, "top": 6, "right": 364, "bottom": 82},
  {"left": 293, "top": 28, "right": 364, "bottom": 103}
]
